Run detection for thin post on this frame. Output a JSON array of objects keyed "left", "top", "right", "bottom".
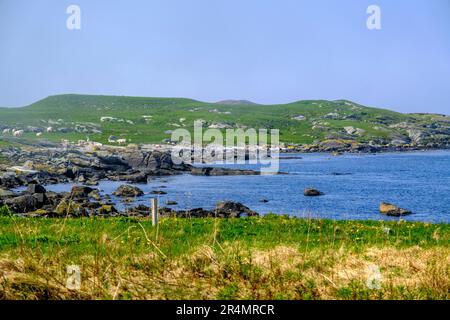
[{"left": 151, "top": 198, "right": 158, "bottom": 226}]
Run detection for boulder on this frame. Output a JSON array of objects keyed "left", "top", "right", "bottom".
[
  {"left": 158, "top": 201, "right": 259, "bottom": 218},
  {"left": 89, "top": 189, "right": 101, "bottom": 201},
  {"left": 98, "top": 204, "right": 118, "bottom": 215},
  {"left": 380, "top": 202, "right": 412, "bottom": 216},
  {"left": 123, "top": 151, "right": 191, "bottom": 173},
  {"left": 215, "top": 201, "right": 259, "bottom": 218},
  {"left": 55, "top": 199, "right": 85, "bottom": 216},
  {"left": 0, "top": 172, "right": 23, "bottom": 188},
  {"left": 304, "top": 188, "right": 324, "bottom": 196},
  {"left": 70, "top": 186, "right": 95, "bottom": 199},
  {"left": 32, "top": 193, "right": 47, "bottom": 206},
  {"left": 85, "top": 179, "right": 99, "bottom": 186},
  {"left": 5, "top": 195, "right": 40, "bottom": 213},
  {"left": 121, "top": 172, "right": 148, "bottom": 183},
  {"left": 126, "top": 204, "right": 150, "bottom": 217},
  {"left": 159, "top": 207, "right": 213, "bottom": 218},
  {"left": 113, "top": 185, "right": 144, "bottom": 197},
  {"left": 26, "top": 183, "right": 46, "bottom": 194},
  {"left": 0, "top": 188, "right": 15, "bottom": 198}
]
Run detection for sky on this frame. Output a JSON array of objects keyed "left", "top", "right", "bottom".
[{"left": 0, "top": 0, "right": 449, "bottom": 113}]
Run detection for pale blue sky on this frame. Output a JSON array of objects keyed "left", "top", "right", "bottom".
[{"left": 1, "top": 0, "right": 449, "bottom": 113}]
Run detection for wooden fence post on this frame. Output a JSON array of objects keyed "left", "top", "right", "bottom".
[{"left": 151, "top": 198, "right": 158, "bottom": 226}]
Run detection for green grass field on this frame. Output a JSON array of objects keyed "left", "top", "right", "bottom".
[
  {"left": 0, "top": 94, "right": 439, "bottom": 146},
  {"left": 0, "top": 210, "right": 448, "bottom": 300}
]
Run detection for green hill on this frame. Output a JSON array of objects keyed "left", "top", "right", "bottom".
[{"left": 1, "top": 94, "right": 449, "bottom": 146}]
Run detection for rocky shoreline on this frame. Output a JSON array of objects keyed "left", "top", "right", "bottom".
[
  {"left": 282, "top": 140, "right": 450, "bottom": 154},
  {"left": 0, "top": 146, "right": 268, "bottom": 217},
  {"left": 0, "top": 143, "right": 442, "bottom": 219},
  {"left": 0, "top": 180, "right": 259, "bottom": 219}
]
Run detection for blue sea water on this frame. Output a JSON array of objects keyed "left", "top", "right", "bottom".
[{"left": 40, "top": 151, "right": 450, "bottom": 223}]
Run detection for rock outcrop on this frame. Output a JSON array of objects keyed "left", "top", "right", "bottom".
[
  {"left": 304, "top": 188, "right": 324, "bottom": 197},
  {"left": 113, "top": 185, "right": 144, "bottom": 197},
  {"left": 380, "top": 202, "right": 412, "bottom": 216},
  {"left": 158, "top": 201, "right": 259, "bottom": 218}
]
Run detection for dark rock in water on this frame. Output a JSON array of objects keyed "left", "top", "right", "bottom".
[
  {"left": 113, "top": 185, "right": 144, "bottom": 197},
  {"left": 215, "top": 201, "right": 259, "bottom": 218},
  {"left": 151, "top": 190, "right": 167, "bottom": 195},
  {"left": 71, "top": 186, "right": 95, "bottom": 199},
  {"left": 380, "top": 202, "right": 412, "bottom": 216},
  {"left": 190, "top": 167, "right": 260, "bottom": 176},
  {"left": 5, "top": 195, "right": 40, "bottom": 213},
  {"left": 26, "top": 183, "right": 46, "bottom": 194},
  {"left": 304, "top": 188, "right": 324, "bottom": 197}
]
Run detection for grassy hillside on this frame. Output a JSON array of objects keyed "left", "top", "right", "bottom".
[
  {"left": 0, "top": 213, "right": 448, "bottom": 299},
  {"left": 0, "top": 94, "right": 448, "bottom": 146}
]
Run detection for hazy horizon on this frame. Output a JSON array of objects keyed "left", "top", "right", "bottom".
[{"left": 1, "top": 0, "right": 449, "bottom": 113}]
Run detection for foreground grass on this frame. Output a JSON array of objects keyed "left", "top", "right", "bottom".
[{"left": 0, "top": 215, "right": 448, "bottom": 300}]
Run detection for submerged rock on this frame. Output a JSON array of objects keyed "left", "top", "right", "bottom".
[
  {"left": 304, "top": 188, "right": 324, "bottom": 197},
  {"left": 151, "top": 190, "right": 167, "bottom": 195},
  {"left": 380, "top": 202, "right": 412, "bottom": 216},
  {"left": 190, "top": 167, "right": 260, "bottom": 176}
]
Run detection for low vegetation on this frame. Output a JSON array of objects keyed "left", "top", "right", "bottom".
[
  {"left": 1, "top": 94, "right": 449, "bottom": 146},
  {"left": 0, "top": 211, "right": 448, "bottom": 300}
]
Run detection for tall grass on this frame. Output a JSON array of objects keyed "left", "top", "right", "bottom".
[{"left": 0, "top": 215, "right": 448, "bottom": 300}]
